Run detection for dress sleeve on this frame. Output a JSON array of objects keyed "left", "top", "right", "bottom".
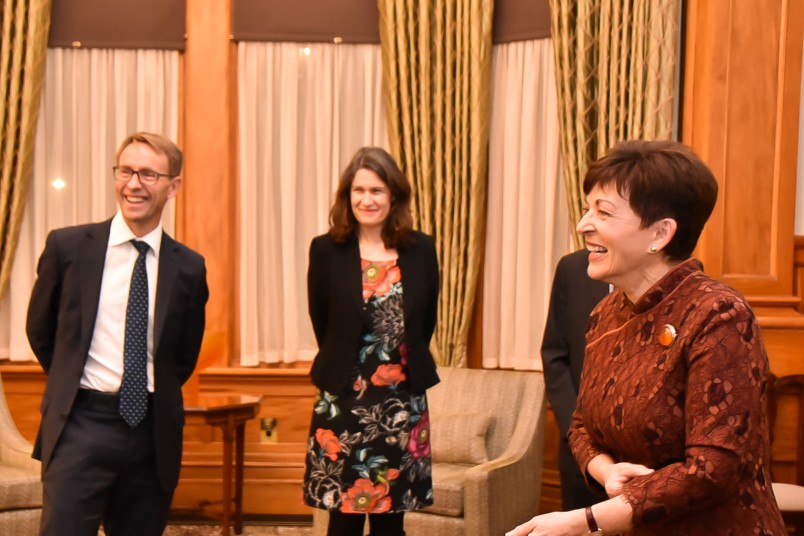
[
  {"left": 619, "top": 295, "right": 768, "bottom": 525},
  {"left": 568, "top": 384, "right": 607, "bottom": 489}
]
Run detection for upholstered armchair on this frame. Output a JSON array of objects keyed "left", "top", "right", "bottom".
[
  {"left": 0, "top": 372, "right": 42, "bottom": 534},
  {"left": 312, "top": 367, "right": 547, "bottom": 536}
]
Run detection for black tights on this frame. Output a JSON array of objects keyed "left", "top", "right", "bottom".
[{"left": 327, "top": 510, "right": 406, "bottom": 536}]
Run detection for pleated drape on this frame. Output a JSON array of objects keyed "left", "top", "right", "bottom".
[
  {"left": 0, "top": 0, "right": 51, "bottom": 300},
  {"left": 550, "top": 0, "right": 678, "bottom": 248},
  {"left": 378, "top": 0, "right": 493, "bottom": 367}
]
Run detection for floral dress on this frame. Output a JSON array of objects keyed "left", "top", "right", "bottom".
[{"left": 303, "top": 259, "right": 433, "bottom": 514}]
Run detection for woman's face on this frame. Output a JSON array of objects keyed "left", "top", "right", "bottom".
[
  {"left": 350, "top": 168, "right": 392, "bottom": 231},
  {"left": 576, "top": 183, "right": 662, "bottom": 297}
]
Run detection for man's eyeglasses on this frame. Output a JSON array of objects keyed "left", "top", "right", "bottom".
[{"left": 113, "top": 166, "right": 174, "bottom": 185}]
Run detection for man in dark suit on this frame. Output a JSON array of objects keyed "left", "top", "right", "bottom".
[
  {"left": 541, "top": 249, "right": 609, "bottom": 510},
  {"left": 26, "top": 132, "right": 208, "bottom": 536}
]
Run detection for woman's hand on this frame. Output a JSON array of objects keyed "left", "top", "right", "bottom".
[
  {"left": 505, "top": 509, "right": 587, "bottom": 536},
  {"left": 587, "top": 454, "right": 654, "bottom": 497},
  {"left": 601, "top": 462, "right": 654, "bottom": 497}
]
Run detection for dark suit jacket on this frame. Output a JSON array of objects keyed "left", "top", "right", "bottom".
[
  {"left": 307, "top": 231, "right": 440, "bottom": 394},
  {"left": 541, "top": 249, "right": 609, "bottom": 473},
  {"left": 26, "top": 219, "right": 208, "bottom": 491}
]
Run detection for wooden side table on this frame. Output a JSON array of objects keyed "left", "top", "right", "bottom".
[{"left": 184, "top": 393, "right": 263, "bottom": 535}]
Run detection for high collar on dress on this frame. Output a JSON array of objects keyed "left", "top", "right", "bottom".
[{"left": 620, "top": 258, "right": 704, "bottom": 315}]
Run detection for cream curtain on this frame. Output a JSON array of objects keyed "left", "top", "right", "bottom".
[
  {"left": 0, "top": 0, "right": 51, "bottom": 300},
  {"left": 237, "top": 42, "right": 388, "bottom": 366},
  {"left": 0, "top": 48, "right": 180, "bottom": 360},
  {"left": 379, "top": 0, "right": 494, "bottom": 367},
  {"left": 482, "top": 39, "right": 570, "bottom": 371},
  {"left": 550, "top": 0, "right": 679, "bottom": 246}
]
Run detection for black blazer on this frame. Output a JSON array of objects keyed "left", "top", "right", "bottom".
[
  {"left": 307, "top": 231, "right": 440, "bottom": 394},
  {"left": 26, "top": 219, "right": 208, "bottom": 490},
  {"left": 541, "top": 249, "right": 609, "bottom": 472}
]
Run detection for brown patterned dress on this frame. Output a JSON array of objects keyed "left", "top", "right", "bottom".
[{"left": 569, "top": 259, "right": 785, "bottom": 535}]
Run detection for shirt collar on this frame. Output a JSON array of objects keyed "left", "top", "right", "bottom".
[{"left": 109, "top": 212, "right": 162, "bottom": 256}]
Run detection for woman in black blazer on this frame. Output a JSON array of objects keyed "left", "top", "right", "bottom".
[{"left": 303, "top": 147, "right": 440, "bottom": 536}]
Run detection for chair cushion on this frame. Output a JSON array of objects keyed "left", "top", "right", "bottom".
[
  {"left": 773, "top": 482, "right": 804, "bottom": 512},
  {"left": 0, "top": 465, "right": 42, "bottom": 510},
  {"left": 431, "top": 413, "right": 492, "bottom": 465},
  {"left": 422, "top": 463, "right": 473, "bottom": 517}
]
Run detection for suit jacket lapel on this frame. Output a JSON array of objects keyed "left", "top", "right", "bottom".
[
  {"left": 80, "top": 221, "right": 111, "bottom": 350},
  {"left": 154, "top": 232, "right": 179, "bottom": 352}
]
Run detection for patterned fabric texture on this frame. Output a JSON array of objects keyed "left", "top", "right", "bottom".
[
  {"left": 303, "top": 259, "right": 433, "bottom": 514},
  {"left": 0, "top": 509, "right": 40, "bottom": 535},
  {"left": 119, "top": 239, "right": 150, "bottom": 427},
  {"left": 0, "top": 465, "right": 42, "bottom": 509},
  {"left": 570, "top": 259, "right": 786, "bottom": 535}
]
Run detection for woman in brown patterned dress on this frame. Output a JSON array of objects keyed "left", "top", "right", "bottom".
[
  {"left": 303, "top": 147, "right": 440, "bottom": 536},
  {"left": 508, "top": 140, "right": 785, "bottom": 536}
]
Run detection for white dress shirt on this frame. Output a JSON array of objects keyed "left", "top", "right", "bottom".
[{"left": 80, "top": 213, "right": 161, "bottom": 393}]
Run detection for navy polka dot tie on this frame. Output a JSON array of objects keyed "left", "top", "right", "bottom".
[{"left": 119, "top": 240, "right": 150, "bottom": 427}]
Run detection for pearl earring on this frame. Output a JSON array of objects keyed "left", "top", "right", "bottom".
[{"left": 649, "top": 246, "right": 658, "bottom": 253}]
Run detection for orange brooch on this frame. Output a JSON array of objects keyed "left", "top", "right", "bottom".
[{"left": 658, "top": 324, "right": 677, "bottom": 347}]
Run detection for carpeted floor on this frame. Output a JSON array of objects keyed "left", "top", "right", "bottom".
[
  {"left": 98, "top": 520, "right": 313, "bottom": 535},
  {"left": 163, "top": 525, "right": 311, "bottom": 535}
]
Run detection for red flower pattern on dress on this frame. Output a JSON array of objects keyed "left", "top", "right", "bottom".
[
  {"left": 353, "top": 375, "right": 368, "bottom": 400},
  {"left": 315, "top": 428, "right": 342, "bottom": 461},
  {"left": 340, "top": 478, "right": 392, "bottom": 513},
  {"left": 382, "top": 468, "right": 400, "bottom": 482},
  {"left": 362, "top": 260, "right": 401, "bottom": 301},
  {"left": 407, "top": 411, "right": 430, "bottom": 459},
  {"left": 371, "top": 364, "right": 406, "bottom": 387}
]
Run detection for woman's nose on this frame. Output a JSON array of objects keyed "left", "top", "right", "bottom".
[{"left": 576, "top": 212, "right": 591, "bottom": 234}]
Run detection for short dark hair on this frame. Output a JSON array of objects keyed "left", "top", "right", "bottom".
[
  {"left": 583, "top": 140, "right": 718, "bottom": 261},
  {"left": 116, "top": 132, "right": 183, "bottom": 176},
  {"left": 329, "top": 147, "right": 414, "bottom": 248}
]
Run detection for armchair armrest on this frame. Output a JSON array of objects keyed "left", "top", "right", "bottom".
[
  {"left": 0, "top": 383, "right": 40, "bottom": 473},
  {"left": 463, "top": 401, "right": 547, "bottom": 536}
]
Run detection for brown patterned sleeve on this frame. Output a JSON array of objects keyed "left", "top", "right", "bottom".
[{"left": 568, "top": 374, "right": 607, "bottom": 490}]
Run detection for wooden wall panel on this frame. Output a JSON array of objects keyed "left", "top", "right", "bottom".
[
  {"left": 684, "top": 0, "right": 804, "bottom": 491},
  {"left": 796, "top": 236, "right": 804, "bottom": 312},
  {"left": 179, "top": 0, "right": 237, "bottom": 369},
  {"left": 174, "top": 368, "right": 316, "bottom": 517},
  {"left": 684, "top": 0, "right": 801, "bottom": 299},
  {"left": 539, "top": 408, "right": 562, "bottom": 514}
]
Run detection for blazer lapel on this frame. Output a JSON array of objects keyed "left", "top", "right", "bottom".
[
  {"left": 154, "top": 232, "right": 180, "bottom": 352},
  {"left": 80, "top": 221, "right": 112, "bottom": 350},
  {"left": 396, "top": 246, "right": 415, "bottom": 319},
  {"left": 336, "top": 235, "right": 365, "bottom": 317}
]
